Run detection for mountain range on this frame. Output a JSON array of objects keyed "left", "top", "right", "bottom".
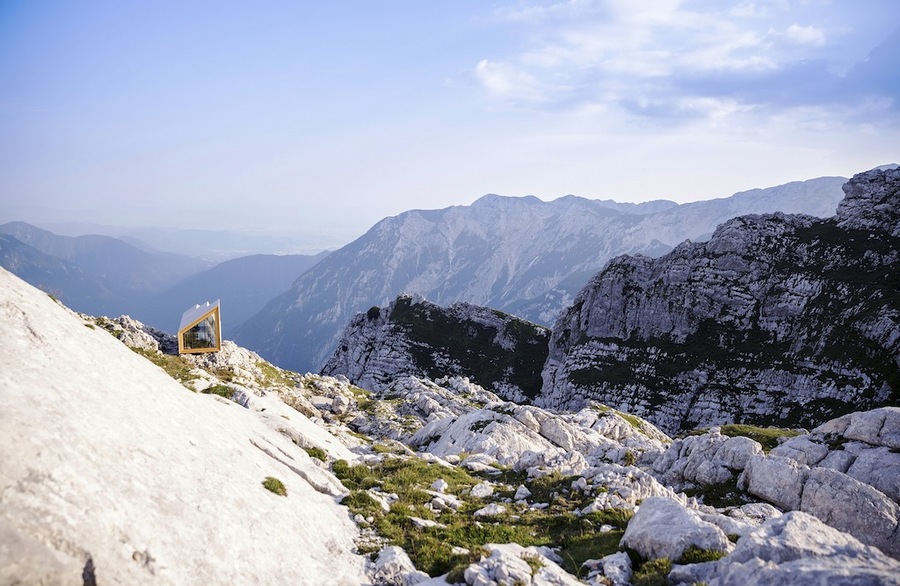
[
  {"left": 236, "top": 175, "right": 847, "bottom": 373},
  {"left": 323, "top": 167, "right": 900, "bottom": 435}
]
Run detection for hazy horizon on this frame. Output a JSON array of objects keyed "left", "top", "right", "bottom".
[{"left": 2, "top": 1, "right": 899, "bottom": 247}]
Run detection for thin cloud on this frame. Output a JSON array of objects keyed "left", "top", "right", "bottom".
[
  {"left": 785, "top": 24, "right": 826, "bottom": 46},
  {"left": 475, "top": 1, "right": 900, "bottom": 125}
]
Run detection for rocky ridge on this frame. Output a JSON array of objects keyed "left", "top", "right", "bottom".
[
  {"left": 537, "top": 167, "right": 900, "bottom": 434},
  {"left": 323, "top": 294, "right": 550, "bottom": 402}
]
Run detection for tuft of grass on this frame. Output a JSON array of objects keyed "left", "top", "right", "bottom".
[
  {"left": 683, "top": 423, "right": 801, "bottom": 453},
  {"left": 594, "top": 405, "right": 645, "bottom": 432},
  {"left": 262, "top": 476, "right": 287, "bottom": 496},
  {"left": 256, "top": 360, "right": 293, "bottom": 387},
  {"left": 719, "top": 424, "right": 801, "bottom": 452},
  {"left": 130, "top": 347, "right": 199, "bottom": 385},
  {"left": 631, "top": 557, "right": 672, "bottom": 586},
  {"left": 678, "top": 546, "right": 726, "bottom": 564},
  {"left": 202, "top": 384, "right": 236, "bottom": 399},
  {"left": 683, "top": 480, "right": 752, "bottom": 509},
  {"left": 521, "top": 553, "right": 544, "bottom": 575},
  {"left": 304, "top": 446, "right": 327, "bottom": 461},
  {"left": 445, "top": 548, "right": 488, "bottom": 584}
]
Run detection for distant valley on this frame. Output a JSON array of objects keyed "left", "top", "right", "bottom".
[{"left": 0, "top": 221, "right": 327, "bottom": 335}]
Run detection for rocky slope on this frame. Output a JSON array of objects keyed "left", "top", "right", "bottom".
[
  {"left": 4, "top": 265, "right": 900, "bottom": 584},
  {"left": 235, "top": 176, "right": 846, "bottom": 372},
  {"left": 0, "top": 267, "right": 368, "bottom": 585},
  {"left": 538, "top": 167, "right": 900, "bottom": 434},
  {"left": 322, "top": 294, "right": 550, "bottom": 402}
]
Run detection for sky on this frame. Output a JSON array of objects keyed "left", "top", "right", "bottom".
[{"left": 1, "top": 0, "right": 898, "bottom": 250}]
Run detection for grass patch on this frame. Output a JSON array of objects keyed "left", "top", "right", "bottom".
[
  {"left": 631, "top": 557, "right": 672, "bottom": 586},
  {"left": 256, "top": 360, "right": 294, "bottom": 387},
  {"left": 682, "top": 423, "right": 802, "bottom": 452},
  {"left": 130, "top": 347, "right": 199, "bottom": 384},
  {"left": 334, "top": 457, "right": 632, "bottom": 577},
  {"left": 202, "top": 384, "right": 235, "bottom": 399},
  {"left": 262, "top": 476, "right": 287, "bottom": 496},
  {"left": 678, "top": 546, "right": 726, "bottom": 564},
  {"left": 683, "top": 480, "right": 752, "bottom": 509},
  {"left": 304, "top": 446, "right": 327, "bottom": 461},
  {"left": 719, "top": 424, "right": 801, "bottom": 452},
  {"left": 594, "top": 405, "right": 646, "bottom": 432}
]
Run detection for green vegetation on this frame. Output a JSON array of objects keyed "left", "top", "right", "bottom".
[
  {"left": 333, "top": 456, "right": 632, "bottom": 577},
  {"left": 678, "top": 546, "right": 726, "bottom": 564},
  {"left": 631, "top": 557, "right": 672, "bottom": 586},
  {"left": 593, "top": 404, "right": 647, "bottom": 433},
  {"left": 94, "top": 316, "right": 124, "bottom": 338},
  {"left": 719, "top": 424, "right": 801, "bottom": 452},
  {"left": 202, "top": 384, "right": 236, "bottom": 399},
  {"left": 130, "top": 347, "right": 199, "bottom": 385},
  {"left": 684, "top": 423, "right": 802, "bottom": 452},
  {"left": 521, "top": 552, "right": 544, "bottom": 575},
  {"left": 304, "top": 446, "right": 327, "bottom": 461},
  {"left": 683, "top": 480, "right": 752, "bottom": 509},
  {"left": 262, "top": 476, "right": 287, "bottom": 496}
]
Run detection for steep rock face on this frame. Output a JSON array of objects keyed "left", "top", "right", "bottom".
[
  {"left": 235, "top": 176, "right": 846, "bottom": 372},
  {"left": 322, "top": 294, "right": 549, "bottom": 401},
  {"left": 538, "top": 168, "right": 900, "bottom": 434}
]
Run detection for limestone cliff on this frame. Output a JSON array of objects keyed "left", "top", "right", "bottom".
[
  {"left": 537, "top": 167, "right": 900, "bottom": 434},
  {"left": 322, "top": 294, "right": 549, "bottom": 401}
]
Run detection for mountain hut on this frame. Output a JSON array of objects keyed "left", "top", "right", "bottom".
[{"left": 177, "top": 300, "right": 222, "bottom": 354}]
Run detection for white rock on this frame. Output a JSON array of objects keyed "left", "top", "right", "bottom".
[
  {"left": 514, "top": 485, "right": 532, "bottom": 501},
  {"left": 743, "top": 454, "right": 808, "bottom": 510},
  {"left": 714, "top": 511, "right": 900, "bottom": 585},
  {"left": 370, "top": 546, "right": 430, "bottom": 586},
  {"left": 473, "top": 503, "right": 507, "bottom": 518},
  {"left": 470, "top": 481, "right": 495, "bottom": 499},
  {"left": 770, "top": 436, "right": 830, "bottom": 467},
  {"left": 620, "top": 497, "right": 731, "bottom": 562},
  {"left": 598, "top": 551, "right": 631, "bottom": 586},
  {"left": 800, "top": 467, "right": 900, "bottom": 558},
  {"left": 462, "top": 544, "right": 583, "bottom": 586},
  {"left": 845, "top": 446, "right": 900, "bottom": 503},
  {"left": 431, "top": 479, "right": 449, "bottom": 493}
]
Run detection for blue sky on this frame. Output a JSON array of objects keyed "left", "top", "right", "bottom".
[{"left": 1, "top": 1, "right": 898, "bottom": 249}]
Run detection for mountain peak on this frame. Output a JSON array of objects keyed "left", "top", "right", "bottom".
[{"left": 836, "top": 166, "right": 900, "bottom": 236}]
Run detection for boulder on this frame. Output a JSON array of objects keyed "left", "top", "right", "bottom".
[
  {"left": 800, "top": 467, "right": 900, "bottom": 558},
  {"left": 742, "top": 454, "right": 808, "bottom": 510},
  {"left": 370, "top": 546, "right": 429, "bottom": 586},
  {"left": 474, "top": 504, "right": 507, "bottom": 518},
  {"left": 653, "top": 430, "right": 762, "bottom": 488},
  {"left": 596, "top": 551, "right": 631, "bottom": 586},
  {"left": 815, "top": 407, "right": 900, "bottom": 449},
  {"left": 470, "top": 482, "right": 495, "bottom": 499},
  {"left": 619, "top": 497, "right": 731, "bottom": 562},
  {"left": 845, "top": 446, "right": 900, "bottom": 503},
  {"left": 713, "top": 511, "right": 900, "bottom": 585}
]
